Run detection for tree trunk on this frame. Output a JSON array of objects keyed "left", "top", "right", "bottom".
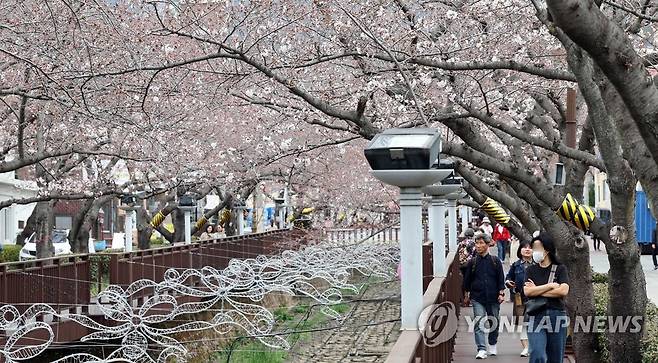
[
  {"left": 546, "top": 0, "right": 658, "bottom": 164},
  {"left": 69, "top": 199, "right": 94, "bottom": 253},
  {"left": 606, "top": 191, "right": 646, "bottom": 363},
  {"left": 564, "top": 43, "right": 647, "bottom": 362},
  {"left": 33, "top": 201, "right": 54, "bottom": 259},
  {"left": 173, "top": 209, "right": 186, "bottom": 243}
]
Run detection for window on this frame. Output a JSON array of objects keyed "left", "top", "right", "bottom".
[
  {"left": 55, "top": 216, "right": 73, "bottom": 230},
  {"left": 554, "top": 163, "right": 565, "bottom": 185},
  {"left": 18, "top": 220, "right": 24, "bottom": 229}
]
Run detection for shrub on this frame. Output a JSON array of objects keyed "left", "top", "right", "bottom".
[
  {"left": 592, "top": 282, "right": 658, "bottom": 362},
  {"left": 592, "top": 271, "right": 608, "bottom": 284},
  {"left": 0, "top": 245, "right": 22, "bottom": 263},
  {"left": 273, "top": 307, "right": 293, "bottom": 322}
]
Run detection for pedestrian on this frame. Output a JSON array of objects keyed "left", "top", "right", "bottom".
[
  {"left": 458, "top": 228, "right": 476, "bottom": 306},
  {"left": 651, "top": 227, "right": 658, "bottom": 271},
  {"left": 492, "top": 223, "right": 511, "bottom": 262},
  {"left": 505, "top": 240, "right": 534, "bottom": 357},
  {"left": 589, "top": 231, "right": 602, "bottom": 251},
  {"left": 524, "top": 233, "right": 570, "bottom": 363},
  {"left": 480, "top": 217, "right": 493, "bottom": 237},
  {"left": 214, "top": 224, "right": 226, "bottom": 238},
  {"left": 200, "top": 225, "right": 215, "bottom": 240},
  {"left": 463, "top": 232, "right": 505, "bottom": 359}
]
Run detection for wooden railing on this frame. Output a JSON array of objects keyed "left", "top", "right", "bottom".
[
  {"left": 0, "top": 228, "right": 310, "bottom": 355},
  {"left": 0, "top": 255, "right": 91, "bottom": 313},
  {"left": 323, "top": 225, "right": 401, "bottom": 242},
  {"left": 0, "top": 230, "right": 307, "bottom": 303},
  {"left": 385, "top": 250, "right": 463, "bottom": 363}
]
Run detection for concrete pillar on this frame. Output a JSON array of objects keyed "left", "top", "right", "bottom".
[
  {"left": 237, "top": 208, "right": 245, "bottom": 235},
  {"left": 430, "top": 198, "right": 447, "bottom": 275},
  {"left": 184, "top": 210, "right": 192, "bottom": 244},
  {"left": 447, "top": 199, "right": 458, "bottom": 253},
  {"left": 124, "top": 210, "right": 134, "bottom": 253},
  {"left": 460, "top": 205, "right": 470, "bottom": 234},
  {"left": 399, "top": 187, "right": 423, "bottom": 330}
]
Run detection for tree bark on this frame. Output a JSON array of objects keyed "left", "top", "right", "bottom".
[
  {"left": 137, "top": 203, "right": 177, "bottom": 249},
  {"left": 546, "top": 0, "right": 658, "bottom": 164},
  {"left": 69, "top": 199, "right": 95, "bottom": 253},
  {"left": 565, "top": 43, "right": 647, "bottom": 362},
  {"left": 33, "top": 201, "right": 54, "bottom": 259}
]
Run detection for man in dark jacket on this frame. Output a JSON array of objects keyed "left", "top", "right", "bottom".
[{"left": 463, "top": 233, "right": 506, "bottom": 359}]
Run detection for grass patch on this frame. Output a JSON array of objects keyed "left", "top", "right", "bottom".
[
  {"left": 273, "top": 307, "right": 294, "bottom": 323},
  {"left": 332, "top": 303, "right": 350, "bottom": 314},
  {"left": 211, "top": 342, "right": 287, "bottom": 363}
]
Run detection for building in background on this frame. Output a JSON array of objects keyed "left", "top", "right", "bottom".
[{"left": 0, "top": 170, "right": 38, "bottom": 245}]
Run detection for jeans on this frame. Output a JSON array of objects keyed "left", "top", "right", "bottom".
[
  {"left": 527, "top": 308, "right": 568, "bottom": 363},
  {"left": 472, "top": 300, "right": 501, "bottom": 351},
  {"left": 653, "top": 244, "right": 657, "bottom": 267},
  {"left": 497, "top": 240, "right": 508, "bottom": 261}
]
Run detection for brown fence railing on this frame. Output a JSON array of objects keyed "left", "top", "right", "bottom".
[
  {"left": 0, "top": 228, "right": 310, "bottom": 357},
  {"left": 385, "top": 251, "right": 463, "bottom": 363},
  {"left": 0, "top": 254, "right": 91, "bottom": 313},
  {"left": 0, "top": 228, "right": 308, "bottom": 309}
]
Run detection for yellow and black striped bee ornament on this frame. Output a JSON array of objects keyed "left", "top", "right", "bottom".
[
  {"left": 557, "top": 193, "right": 596, "bottom": 231},
  {"left": 219, "top": 209, "right": 232, "bottom": 225},
  {"left": 481, "top": 198, "right": 511, "bottom": 225},
  {"left": 558, "top": 193, "right": 578, "bottom": 221}
]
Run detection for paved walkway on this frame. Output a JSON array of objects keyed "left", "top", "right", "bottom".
[
  {"left": 453, "top": 302, "right": 569, "bottom": 362},
  {"left": 586, "top": 237, "right": 658, "bottom": 305}
]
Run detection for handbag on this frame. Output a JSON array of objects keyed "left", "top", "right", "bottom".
[
  {"left": 525, "top": 265, "right": 557, "bottom": 316},
  {"left": 513, "top": 292, "right": 525, "bottom": 318}
]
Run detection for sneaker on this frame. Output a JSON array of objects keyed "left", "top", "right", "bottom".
[
  {"left": 475, "top": 350, "right": 488, "bottom": 359},
  {"left": 521, "top": 348, "right": 529, "bottom": 357},
  {"left": 488, "top": 344, "right": 497, "bottom": 356},
  {"left": 654, "top": 265, "right": 658, "bottom": 270}
]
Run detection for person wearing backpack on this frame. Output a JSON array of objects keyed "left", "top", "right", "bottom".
[
  {"left": 458, "top": 228, "right": 476, "bottom": 306},
  {"left": 463, "top": 232, "right": 505, "bottom": 359}
]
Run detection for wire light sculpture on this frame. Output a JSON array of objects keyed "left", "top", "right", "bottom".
[{"left": 0, "top": 238, "right": 399, "bottom": 362}]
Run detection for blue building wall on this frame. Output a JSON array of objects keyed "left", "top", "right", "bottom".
[{"left": 635, "top": 191, "right": 656, "bottom": 244}]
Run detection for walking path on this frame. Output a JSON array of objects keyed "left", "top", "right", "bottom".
[
  {"left": 453, "top": 302, "right": 569, "bottom": 362},
  {"left": 586, "top": 237, "right": 658, "bottom": 305}
]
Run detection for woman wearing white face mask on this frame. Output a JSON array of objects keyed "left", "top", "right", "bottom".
[{"left": 524, "top": 233, "right": 570, "bottom": 363}]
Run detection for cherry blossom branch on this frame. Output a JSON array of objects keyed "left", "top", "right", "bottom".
[
  {"left": 337, "top": 5, "right": 428, "bottom": 126},
  {"left": 603, "top": 0, "right": 658, "bottom": 22},
  {"left": 546, "top": 0, "right": 658, "bottom": 163},
  {"left": 456, "top": 104, "right": 605, "bottom": 170},
  {"left": 284, "top": 52, "right": 576, "bottom": 81},
  {"left": 0, "top": 190, "right": 119, "bottom": 210}
]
